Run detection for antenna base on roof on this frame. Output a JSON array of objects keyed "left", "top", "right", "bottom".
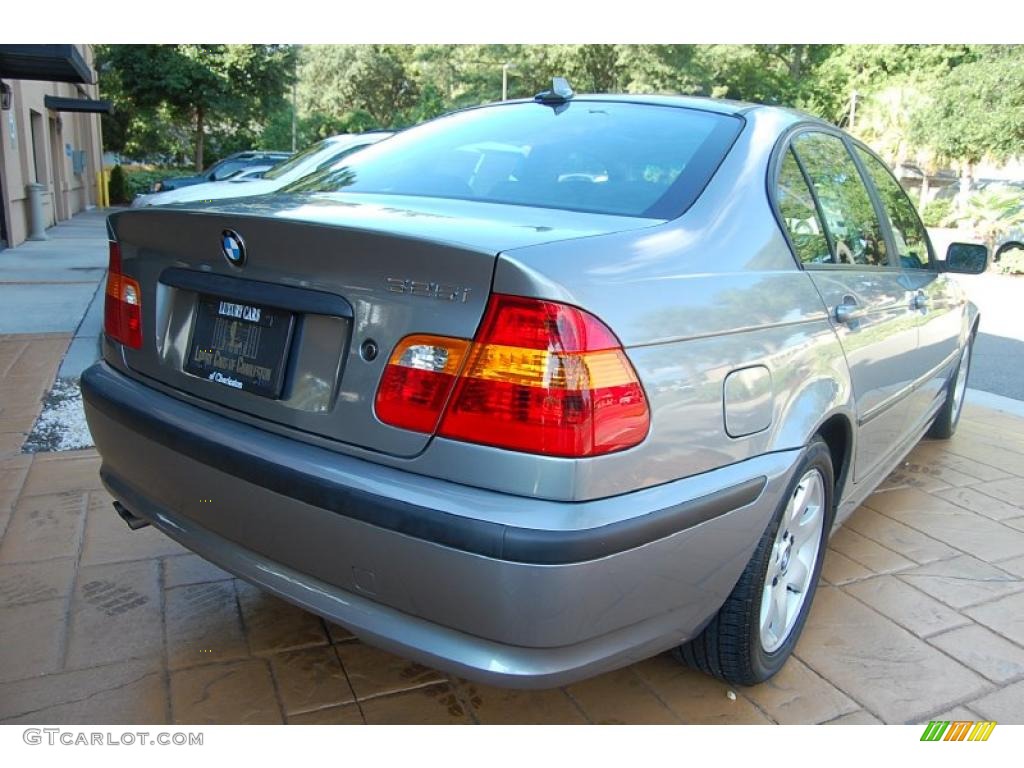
[{"left": 534, "top": 77, "right": 575, "bottom": 105}]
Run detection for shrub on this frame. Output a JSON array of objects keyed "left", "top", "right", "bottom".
[
  {"left": 122, "top": 167, "right": 194, "bottom": 199},
  {"left": 996, "top": 247, "right": 1024, "bottom": 275},
  {"left": 107, "top": 165, "right": 129, "bottom": 205},
  {"left": 922, "top": 198, "right": 953, "bottom": 227},
  {"left": 955, "top": 187, "right": 1024, "bottom": 252}
]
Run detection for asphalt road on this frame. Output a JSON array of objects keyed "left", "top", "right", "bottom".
[
  {"left": 971, "top": 332, "right": 1024, "bottom": 402},
  {"left": 953, "top": 273, "right": 1024, "bottom": 402}
]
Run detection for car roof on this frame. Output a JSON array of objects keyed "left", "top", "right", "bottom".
[
  {"left": 324, "top": 131, "right": 394, "bottom": 144},
  {"left": 485, "top": 93, "right": 758, "bottom": 116},
  {"left": 464, "top": 94, "right": 837, "bottom": 128},
  {"left": 225, "top": 150, "right": 290, "bottom": 159}
]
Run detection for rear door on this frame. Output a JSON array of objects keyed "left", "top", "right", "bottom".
[
  {"left": 853, "top": 146, "right": 964, "bottom": 432},
  {"left": 780, "top": 131, "right": 918, "bottom": 481}
]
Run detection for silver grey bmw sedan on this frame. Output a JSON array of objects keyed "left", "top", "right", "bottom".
[{"left": 82, "top": 88, "right": 986, "bottom": 688}]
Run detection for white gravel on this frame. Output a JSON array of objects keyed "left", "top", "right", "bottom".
[{"left": 23, "top": 377, "right": 94, "bottom": 452}]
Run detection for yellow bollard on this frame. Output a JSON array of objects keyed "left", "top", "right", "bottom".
[{"left": 97, "top": 168, "right": 109, "bottom": 208}]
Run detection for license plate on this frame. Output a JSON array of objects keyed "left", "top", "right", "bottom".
[{"left": 185, "top": 296, "right": 294, "bottom": 398}]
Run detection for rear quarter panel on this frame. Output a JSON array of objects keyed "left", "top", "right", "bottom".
[{"left": 478, "top": 108, "right": 856, "bottom": 500}]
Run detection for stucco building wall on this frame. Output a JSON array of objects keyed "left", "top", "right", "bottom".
[{"left": 0, "top": 44, "right": 104, "bottom": 248}]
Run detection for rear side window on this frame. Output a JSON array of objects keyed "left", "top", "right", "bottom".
[
  {"left": 777, "top": 149, "right": 832, "bottom": 265},
  {"left": 792, "top": 132, "right": 889, "bottom": 268},
  {"left": 855, "top": 147, "right": 933, "bottom": 270},
  {"left": 283, "top": 101, "right": 743, "bottom": 218}
]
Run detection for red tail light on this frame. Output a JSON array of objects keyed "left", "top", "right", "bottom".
[
  {"left": 103, "top": 241, "right": 142, "bottom": 349},
  {"left": 375, "top": 294, "right": 649, "bottom": 458},
  {"left": 375, "top": 335, "right": 470, "bottom": 433}
]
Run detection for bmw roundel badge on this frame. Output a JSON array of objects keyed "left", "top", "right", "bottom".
[{"left": 221, "top": 229, "right": 246, "bottom": 266}]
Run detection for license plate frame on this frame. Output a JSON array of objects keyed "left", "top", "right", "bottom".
[{"left": 184, "top": 295, "right": 295, "bottom": 399}]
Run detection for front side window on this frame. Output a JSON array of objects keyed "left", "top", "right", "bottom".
[
  {"left": 855, "top": 147, "right": 933, "bottom": 270},
  {"left": 792, "top": 132, "right": 889, "bottom": 268},
  {"left": 283, "top": 101, "right": 743, "bottom": 218},
  {"left": 776, "top": 149, "right": 831, "bottom": 264}
]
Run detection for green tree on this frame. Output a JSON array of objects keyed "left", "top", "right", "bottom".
[
  {"left": 298, "top": 44, "right": 420, "bottom": 130},
  {"left": 96, "top": 44, "right": 296, "bottom": 169},
  {"left": 560, "top": 45, "right": 623, "bottom": 92},
  {"left": 844, "top": 84, "right": 929, "bottom": 167},
  {"left": 911, "top": 46, "right": 1024, "bottom": 160},
  {"left": 341, "top": 45, "right": 420, "bottom": 127},
  {"left": 99, "top": 43, "right": 1024, "bottom": 192},
  {"left": 409, "top": 44, "right": 498, "bottom": 106},
  {"left": 618, "top": 45, "right": 704, "bottom": 95},
  {"left": 807, "top": 45, "right": 976, "bottom": 125},
  {"left": 909, "top": 46, "right": 1024, "bottom": 209},
  {"left": 698, "top": 45, "right": 836, "bottom": 107},
  {"left": 296, "top": 45, "right": 357, "bottom": 127}
]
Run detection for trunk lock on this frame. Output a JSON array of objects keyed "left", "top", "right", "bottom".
[{"left": 360, "top": 339, "right": 379, "bottom": 362}]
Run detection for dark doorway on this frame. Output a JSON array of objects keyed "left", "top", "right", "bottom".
[
  {"left": 30, "top": 109, "right": 45, "bottom": 183},
  {"left": 0, "top": 167, "right": 7, "bottom": 248}
]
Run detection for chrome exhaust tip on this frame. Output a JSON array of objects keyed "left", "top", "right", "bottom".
[{"left": 113, "top": 501, "right": 150, "bottom": 531}]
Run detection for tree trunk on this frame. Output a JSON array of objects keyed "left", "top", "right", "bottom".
[
  {"left": 194, "top": 105, "right": 205, "bottom": 172},
  {"left": 919, "top": 174, "right": 930, "bottom": 213},
  {"left": 957, "top": 161, "right": 973, "bottom": 215},
  {"left": 789, "top": 44, "right": 804, "bottom": 79}
]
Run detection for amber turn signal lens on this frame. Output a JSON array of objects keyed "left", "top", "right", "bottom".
[{"left": 375, "top": 296, "right": 650, "bottom": 458}]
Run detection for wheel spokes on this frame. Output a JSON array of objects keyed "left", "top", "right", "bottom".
[
  {"left": 952, "top": 342, "right": 970, "bottom": 419},
  {"left": 791, "top": 475, "right": 823, "bottom": 547},
  {"left": 785, "top": 556, "right": 809, "bottom": 593},
  {"left": 759, "top": 467, "right": 826, "bottom": 654},
  {"left": 761, "top": 579, "right": 786, "bottom": 648},
  {"left": 789, "top": 479, "right": 811, "bottom": 523}
]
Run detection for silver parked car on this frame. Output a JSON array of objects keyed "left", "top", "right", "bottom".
[
  {"left": 82, "top": 87, "right": 986, "bottom": 688},
  {"left": 130, "top": 132, "right": 393, "bottom": 208}
]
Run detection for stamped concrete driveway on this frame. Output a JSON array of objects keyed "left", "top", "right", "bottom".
[{"left": 2, "top": 333, "right": 1024, "bottom": 725}]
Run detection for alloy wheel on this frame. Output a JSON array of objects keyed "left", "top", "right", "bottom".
[
  {"left": 759, "top": 469, "right": 825, "bottom": 653},
  {"left": 951, "top": 340, "right": 971, "bottom": 425}
]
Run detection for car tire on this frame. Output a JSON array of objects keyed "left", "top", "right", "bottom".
[
  {"left": 675, "top": 436, "right": 834, "bottom": 686},
  {"left": 926, "top": 336, "right": 973, "bottom": 440}
]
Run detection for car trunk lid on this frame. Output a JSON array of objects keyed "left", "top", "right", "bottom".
[{"left": 108, "top": 193, "right": 661, "bottom": 457}]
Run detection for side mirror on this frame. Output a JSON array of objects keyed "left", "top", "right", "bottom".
[
  {"left": 995, "top": 241, "right": 1024, "bottom": 261},
  {"left": 943, "top": 242, "right": 988, "bottom": 274}
]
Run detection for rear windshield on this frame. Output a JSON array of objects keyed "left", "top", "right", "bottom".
[{"left": 282, "top": 101, "right": 742, "bottom": 218}]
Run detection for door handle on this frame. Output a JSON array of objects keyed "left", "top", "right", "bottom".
[
  {"left": 912, "top": 292, "right": 928, "bottom": 311},
  {"left": 834, "top": 295, "right": 859, "bottom": 325}
]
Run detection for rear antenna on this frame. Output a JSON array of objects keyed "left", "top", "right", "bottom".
[{"left": 534, "top": 77, "right": 575, "bottom": 109}]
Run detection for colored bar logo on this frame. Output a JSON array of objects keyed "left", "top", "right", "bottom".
[{"left": 920, "top": 721, "right": 997, "bottom": 741}]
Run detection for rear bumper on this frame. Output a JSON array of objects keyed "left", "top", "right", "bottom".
[{"left": 82, "top": 361, "right": 801, "bottom": 687}]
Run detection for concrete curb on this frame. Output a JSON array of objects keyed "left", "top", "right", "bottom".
[{"left": 966, "top": 387, "right": 1024, "bottom": 418}]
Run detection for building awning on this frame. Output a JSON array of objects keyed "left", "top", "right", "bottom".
[
  {"left": 0, "top": 45, "right": 93, "bottom": 84},
  {"left": 44, "top": 95, "right": 111, "bottom": 114}
]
